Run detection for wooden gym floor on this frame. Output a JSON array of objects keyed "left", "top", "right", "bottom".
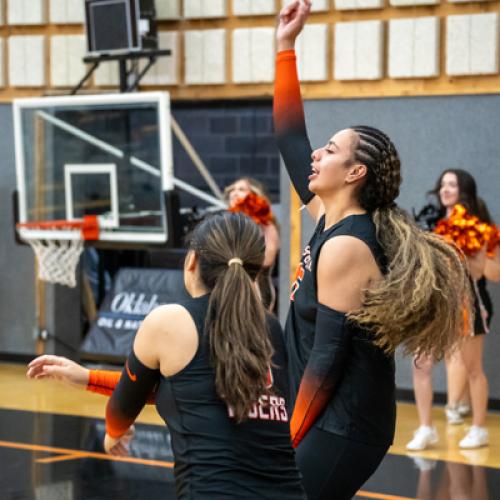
[{"left": 1, "top": 362, "right": 500, "bottom": 499}]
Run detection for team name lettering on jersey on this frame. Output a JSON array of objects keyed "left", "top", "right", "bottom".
[
  {"left": 227, "top": 366, "right": 288, "bottom": 422},
  {"left": 290, "top": 245, "right": 312, "bottom": 301},
  {"left": 290, "top": 265, "right": 304, "bottom": 302},
  {"left": 228, "top": 395, "right": 289, "bottom": 422},
  {"left": 302, "top": 245, "right": 312, "bottom": 272}
]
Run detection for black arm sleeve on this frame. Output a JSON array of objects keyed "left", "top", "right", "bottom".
[
  {"left": 290, "top": 304, "right": 350, "bottom": 447},
  {"left": 106, "top": 350, "right": 160, "bottom": 438}
]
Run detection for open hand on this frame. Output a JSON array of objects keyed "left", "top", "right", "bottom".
[
  {"left": 27, "top": 355, "right": 89, "bottom": 389},
  {"left": 276, "top": 0, "right": 312, "bottom": 51},
  {"left": 104, "top": 427, "right": 135, "bottom": 457}
]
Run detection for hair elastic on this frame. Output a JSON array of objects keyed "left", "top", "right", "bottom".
[{"left": 228, "top": 258, "right": 243, "bottom": 267}]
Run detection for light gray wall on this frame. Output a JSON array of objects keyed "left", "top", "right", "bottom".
[
  {"left": 279, "top": 94, "right": 500, "bottom": 398},
  {"left": 3, "top": 92, "right": 500, "bottom": 397},
  {"left": 0, "top": 104, "right": 37, "bottom": 354},
  {"left": 0, "top": 104, "right": 82, "bottom": 357}
]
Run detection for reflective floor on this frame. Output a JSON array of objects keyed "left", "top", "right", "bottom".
[
  {"left": 362, "top": 453, "right": 499, "bottom": 499},
  {"left": 0, "top": 409, "right": 175, "bottom": 500},
  {"left": 2, "top": 362, "right": 500, "bottom": 500}
]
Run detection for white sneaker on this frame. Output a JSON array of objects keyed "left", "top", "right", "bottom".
[
  {"left": 458, "top": 404, "right": 471, "bottom": 417},
  {"left": 411, "top": 456, "right": 437, "bottom": 471},
  {"left": 445, "top": 405, "right": 464, "bottom": 425},
  {"left": 459, "top": 426, "right": 489, "bottom": 449},
  {"left": 406, "top": 426, "right": 439, "bottom": 451}
]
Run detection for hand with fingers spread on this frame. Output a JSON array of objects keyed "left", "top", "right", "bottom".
[
  {"left": 104, "top": 426, "right": 135, "bottom": 457},
  {"left": 26, "top": 355, "right": 89, "bottom": 389},
  {"left": 277, "top": 0, "right": 312, "bottom": 51}
]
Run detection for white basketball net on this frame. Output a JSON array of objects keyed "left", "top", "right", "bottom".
[{"left": 28, "top": 237, "right": 84, "bottom": 288}]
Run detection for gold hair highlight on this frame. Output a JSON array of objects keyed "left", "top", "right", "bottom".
[
  {"left": 348, "top": 206, "right": 472, "bottom": 361},
  {"left": 349, "top": 126, "right": 472, "bottom": 361}
]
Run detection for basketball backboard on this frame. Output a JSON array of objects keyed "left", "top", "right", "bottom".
[{"left": 13, "top": 92, "right": 173, "bottom": 244}]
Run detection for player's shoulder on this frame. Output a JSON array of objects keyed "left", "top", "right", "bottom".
[
  {"left": 320, "top": 235, "right": 374, "bottom": 269},
  {"left": 145, "top": 303, "right": 192, "bottom": 326}
]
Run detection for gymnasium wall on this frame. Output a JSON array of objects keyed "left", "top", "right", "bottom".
[
  {"left": 1, "top": 0, "right": 500, "bottom": 398},
  {"left": 172, "top": 101, "right": 280, "bottom": 206},
  {"left": 0, "top": 99, "right": 282, "bottom": 355},
  {"left": 0, "top": 104, "right": 36, "bottom": 354},
  {"left": 279, "top": 94, "right": 500, "bottom": 398},
  {"left": 0, "top": 0, "right": 499, "bottom": 102}
]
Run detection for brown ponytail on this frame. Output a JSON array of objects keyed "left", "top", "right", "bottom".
[
  {"left": 347, "top": 126, "right": 473, "bottom": 360},
  {"left": 188, "top": 212, "right": 273, "bottom": 421}
]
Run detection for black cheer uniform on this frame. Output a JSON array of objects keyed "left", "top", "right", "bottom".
[
  {"left": 473, "top": 277, "right": 494, "bottom": 335},
  {"left": 155, "top": 295, "right": 306, "bottom": 500}
]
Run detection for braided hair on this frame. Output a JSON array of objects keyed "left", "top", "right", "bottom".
[
  {"left": 351, "top": 125, "right": 401, "bottom": 211},
  {"left": 347, "top": 126, "right": 472, "bottom": 360}
]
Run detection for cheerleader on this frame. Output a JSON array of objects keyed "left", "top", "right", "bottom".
[
  {"left": 408, "top": 169, "right": 500, "bottom": 450},
  {"left": 225, "top": 177, "right": 280, "bottom": 311}
]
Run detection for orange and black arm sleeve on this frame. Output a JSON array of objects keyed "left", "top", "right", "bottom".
[
  {"left": 105, "top": 350, "right": 160, "bottom": 439},
  {"left": 87, "top": 369, "right": 157, "bottom": 404},
  {"left": 273, "top": 50, "right": 314, "bottom": 205},
  {"left": 290, "top": 305, "right": 350, "bottom": 448},
  {"left": 87, "top": 370, "right": 121, "bottom": 397}
]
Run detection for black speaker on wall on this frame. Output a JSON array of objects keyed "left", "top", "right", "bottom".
[{"left": 85, "top": 0, "right": 158, "bottom": 55}]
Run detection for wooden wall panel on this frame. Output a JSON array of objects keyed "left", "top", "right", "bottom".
[{"left": 0, "top": 0, "right": 498, "bottom": 101}]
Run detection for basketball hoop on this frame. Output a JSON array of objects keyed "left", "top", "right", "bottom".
[{"left": 16, "top": 216, "right": 99, "bottom": 288}]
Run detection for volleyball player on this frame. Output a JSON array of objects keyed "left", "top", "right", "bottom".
[
  {"left": 273, "top": 2, "right": 472, "bottom": 498},
  {"left": 28, "top": 212, "right": 305, "bottom": 499}
]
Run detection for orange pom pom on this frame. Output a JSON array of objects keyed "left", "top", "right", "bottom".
[
  {"left": 229, "top": 192, "right": 273, "bottom": 226},
  {"left": 485, "top": 224, "right": 500, "bottom": 258},
  {"left": 434, "top": 204, "right": 496, "bottom": 257}
]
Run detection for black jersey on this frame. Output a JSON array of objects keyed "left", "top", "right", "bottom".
[
  {"left": 285, "top": 214, "right": 396, "bottom": 447},
  {"left": 155, "top": 294, "right": 305, "bottom": 500},
  {"left": 477, "top": 277, "right": 494, "bottom": 328}
]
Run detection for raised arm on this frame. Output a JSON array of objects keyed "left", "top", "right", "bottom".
[
  {"left": 273, "top": 0, "right": 323, "bottom": 221},
  {"left": 290, "top": 236, "right": 381, "bottom": 447}
]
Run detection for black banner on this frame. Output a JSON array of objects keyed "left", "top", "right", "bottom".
[{"left": 81, "top": 267, "right": 189, "bottom": 359}]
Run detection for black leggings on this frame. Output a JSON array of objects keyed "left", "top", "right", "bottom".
[{"left": 295, "top": 427, "right": 389, "bottom": 500}]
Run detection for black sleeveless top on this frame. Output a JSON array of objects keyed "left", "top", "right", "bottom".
[
  {"left": 475, "top": 277, "right": 493, "bottom": 332},
  {"left": 155, "top": 294, "right": 305, "bottom": 500},
  {"left": 285, "top": 214, "right": 396, "bottom": 446}
]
